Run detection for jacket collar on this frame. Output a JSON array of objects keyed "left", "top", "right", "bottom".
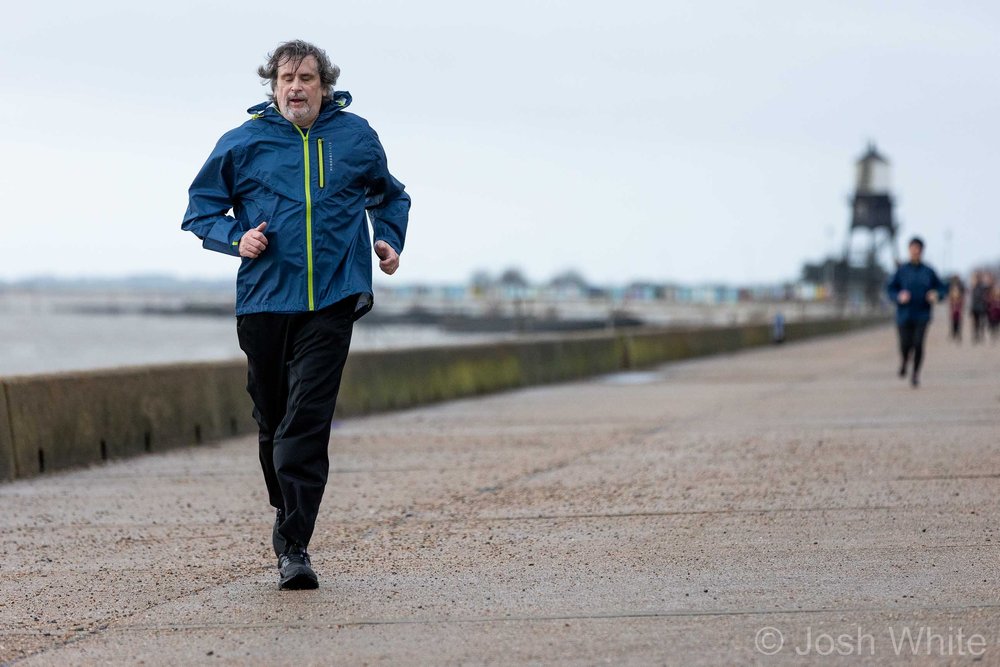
[{"left": 246, "top": 91, "right": 353, "bottom": 124}]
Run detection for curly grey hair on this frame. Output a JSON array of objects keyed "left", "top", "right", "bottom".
[{"left": 257, "top": 40, "right": 340, "bottom": 101}]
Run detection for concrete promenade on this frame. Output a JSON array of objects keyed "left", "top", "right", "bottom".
[{"left": 2, "top": 324, "right": 1000, "bottom": 665}]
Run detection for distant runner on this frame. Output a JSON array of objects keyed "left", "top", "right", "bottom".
[{"left": 886, "top": 237, "right": 947, "bottom": 387}]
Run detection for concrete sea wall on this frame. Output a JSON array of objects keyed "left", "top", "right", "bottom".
[{"left": 0, "top": 317, "right": 883, "bottom": 480}]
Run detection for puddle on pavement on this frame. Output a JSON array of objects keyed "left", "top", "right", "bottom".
[{"left": 598, "top": 371, "right": 664, "bottom": 385}]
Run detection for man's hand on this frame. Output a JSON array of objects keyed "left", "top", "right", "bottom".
[
  {"left": 897, "top": 290, "right": 911, "bottom": 304},
  {"left": 239, "top": 222, "right": 268, "bottom": 259},
  {"left": 374, "top": 240, "right": 399, "bottom": 275},
  {"left": 926, "top": 290, "right": 939, "bottom": 304}
]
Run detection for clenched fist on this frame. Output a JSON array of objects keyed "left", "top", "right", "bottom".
[
  {"left": 375, "top": 240, "right": 399, "bottom": 275},
  {"left": 240, "top": 222, "right": 268, "bottom": 259}
]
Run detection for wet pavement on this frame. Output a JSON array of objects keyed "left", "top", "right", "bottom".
[{"left": 3, "top": 324, "right": 1000, "bottom": 665}]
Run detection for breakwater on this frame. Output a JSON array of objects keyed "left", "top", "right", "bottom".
[{"left": 0, "top": 317, "right": 883, "bottom": 481}]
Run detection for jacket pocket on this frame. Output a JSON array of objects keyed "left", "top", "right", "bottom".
[{"left": 317, "top": 138, "right": 326, "bottom": 189}]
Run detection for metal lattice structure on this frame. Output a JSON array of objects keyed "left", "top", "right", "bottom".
[{"left": 839, "top": 143, "right": 898, "bottom": 306}]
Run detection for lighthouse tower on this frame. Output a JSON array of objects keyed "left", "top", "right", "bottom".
[{"left": 841, "top": 143, "right": 898, "bottom": 305}]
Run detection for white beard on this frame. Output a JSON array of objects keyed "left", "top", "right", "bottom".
[{"left": 281, "top": 101, "right": 314, "bottom": 126}]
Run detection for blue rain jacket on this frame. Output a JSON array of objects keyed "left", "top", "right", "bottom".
[
  {"left": 886, "top": 261, "right": 947, "bottom": 324},
  {"left": 182, "top": 92, "right": 410, "bottom": 316}
]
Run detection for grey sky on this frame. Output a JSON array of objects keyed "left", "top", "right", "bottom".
[{"left": 2, "top": 0, "right": 998, "bottom": 285}]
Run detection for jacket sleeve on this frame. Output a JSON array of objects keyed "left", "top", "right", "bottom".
[
  {"left": 181, "top": 136, "right": 244, "bottom": 257},
  {"left": 364, "top": 129, "right": 410, "bottom": 255},
  {"left": 886, "top": 267, "right": 902, "bottom": 303},
  {"left": 929, "top": 268, "right": 948, "bottom": 299}
]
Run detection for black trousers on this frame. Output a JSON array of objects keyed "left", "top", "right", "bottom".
[
  {"left": 898, "top": 320, "right": 929, "bottom": 375},
  {"left": 236, "top": 297, "right": 355, "bottom": 549}
]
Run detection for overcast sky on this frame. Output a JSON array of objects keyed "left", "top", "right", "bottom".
[{"left": 2, "top": 0, "right": 998, "bottom": 286}]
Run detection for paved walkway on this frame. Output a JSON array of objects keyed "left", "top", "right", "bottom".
[{"left": 2, "top": 324, "right": 1000, "bottom": 665}]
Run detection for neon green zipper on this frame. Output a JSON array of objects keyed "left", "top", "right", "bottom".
[{"left": 293, "top": 124, "right": 315, "bottom": 311}]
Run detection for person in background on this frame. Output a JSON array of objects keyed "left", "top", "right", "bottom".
[
  {"left": 947, "top": 276, "right": 964, "bottom": 343},
  {"left": 886, "top": 237, "right": 947, "bottom": 387},
  {"left": 772, "top": 311, "right": 786, "bottom": 344},
  {"left": 970, "top": 271, "right": 989, "bottom": 343},
  {"left": 987, "top": 279, "right": 1000, "bottom": 343}
]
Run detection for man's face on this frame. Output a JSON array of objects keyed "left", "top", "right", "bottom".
[
  {"left": 275, "top": 55, "right": 323, "bottom": 128},
  {"left": 908, "top": 242, "right": 923, "bottom": 263}
]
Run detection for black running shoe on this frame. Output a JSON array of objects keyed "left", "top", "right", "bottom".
[
  {"left": 899, "top": 364, "right": 907, "bottom": 378},
  {"left": 272, "top": 508, "right": 286, "bottom": 558},
  {"left": 911, "top": 373, "right": 919, "bottom": 388},
  {"left": 278, "top": 544, "right": 318, "bottom": 590}
]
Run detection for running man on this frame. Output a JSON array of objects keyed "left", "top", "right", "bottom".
[
  {"left": 886, "top": 237, "right": 947, "bottom": 387},
  {"left": 182, "top": 40, "right": 410, "bottom": 589}
]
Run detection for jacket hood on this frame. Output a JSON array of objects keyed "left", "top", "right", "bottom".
[{"left": 246, "top": 91, "right": 353, "bottom": 120}]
